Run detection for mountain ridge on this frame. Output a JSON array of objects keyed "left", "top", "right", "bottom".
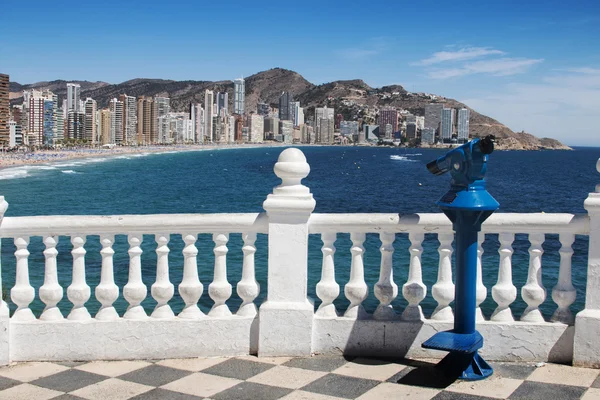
[{"left": 8, "top": 68, "right": 570, "bottom": 150}]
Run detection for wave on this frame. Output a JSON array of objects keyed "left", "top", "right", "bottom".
[
  {"left": 61, "top": 170, "right": 79, "bottom": 174},
  {"left": 390, "top": 155, "right": 418, "bottom": 162},
  {"left": 0, "top": 168, "right": 30, "bottom": 180}
]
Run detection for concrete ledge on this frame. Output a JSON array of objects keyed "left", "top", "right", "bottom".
[
  {"left": 10, "top": 316, "right": 257, "bottom": 362},
  {"left": 313, "top": 318, "right": 573, "bottom": 363}
]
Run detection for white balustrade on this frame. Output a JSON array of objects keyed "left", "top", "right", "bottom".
[
  {"left": 67, "top": 236, "right": 91, "bottom": 320},
  {"left": 316, "top": 233, "right": 339, "bottom": 318},
  {"left": 123, "top": 235, "right": 147, "bottom": 319},
  {"left": 11, "top": 237, "right": 35, "bottom": 321},
  {"left": 209, "top": 233, "right": 232, "bottom": 317},
  {"left": 431, "top": 233, "right": 454, "bottom": 321},
  {"left": 476, "top": 232, "right": 487, "bottom": 321},
  {"left": 39, "top": 236, "right": 64, "bottom": 321},
  {"left": 402, "top": 232, "right": 426, "bottom": 321},
  {"left": 151, "top": 234, "right": 174, "bottom": 318},
  {"left": 521, "top": 233, "right": 547, "bottom": 322},
  {"left": 492, "top": 233, "right": 517, "bottom": 321},
  {"left": 551, "top": 233, "right": 577, "bottom": 324},
  {"left": 178, "top": 234, "right": 204, "bottom": 319},
  {"left": 95, "top": 235, "right": 119, "bottom": 320},
  {"left": 237, "top": 232, "right": 260, "bottom": 317},
  {"left": 373, "top": 232, "right": 397, "bottom": 320},
  {"left": 344, "top": 232, "right": 368, "bottom": 318}
]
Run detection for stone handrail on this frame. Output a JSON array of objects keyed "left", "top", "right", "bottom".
[{"left": 0, "top": 148, "right": 598, "bottom": 367}]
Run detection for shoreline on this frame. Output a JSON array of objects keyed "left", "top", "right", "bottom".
[{"left": 0, "top": 143, "right": 290, "bottom": 169}]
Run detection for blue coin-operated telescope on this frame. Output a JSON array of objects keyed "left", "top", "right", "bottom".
[{"left": 422, "top": 135, "right": 498, "bottom": 381}]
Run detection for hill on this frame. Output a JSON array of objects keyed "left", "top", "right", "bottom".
[{"left": 8, "top": 68, "right": 570, "bottom": 150}]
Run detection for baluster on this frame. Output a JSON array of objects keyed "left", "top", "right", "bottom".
[
  {"left": 151, "top": 234, "right": 174, "bottom": 318},
  {"left": 11, "top": 237, "right": 35, "bottom": 321},
  {"left": 521, "top": 233, "right": 546, "bottom": 322},
  {"left": 95, "top": 235, "right": 119, "bottom": 320},
  {"left": 492, "top": 233, "right": 517, "bottom": 321},
  {"left": 178, "top": 234, "right": 204, "bottom": 319},
  {"left": 209, "top": 233, "right": 232, "bottom": 317},
  {"left": 123, "top": 235, "right": 147, "bottom": 319},
  {"left": 431, "top": 233, "right": 454, "bottom": 321},
  {"left": 344, "top": 232, "right": 368, "bottom": 319},
  {"left": 67, "top": 236, "right": 91, "bottom": 320},
  {"left": 237, "top": 232, "right": 260, "bottom": 317},
  {"left": 316, "top": 233, "right": 339, "bottom": 317},
  {"left": 402, "top": 232, "right": 426, "bottom": 320},
  {"left": 374, "top": 232, "right": 397, "bottom": 320},
  {"left": 39, "top": 236, "right": 64, "bottom": 321},
  {"left": 475, "top": 232, "right": 487, "bottom": 321},
  {"left": 552, "top": 233, "right": 577, "bottom": 324}
]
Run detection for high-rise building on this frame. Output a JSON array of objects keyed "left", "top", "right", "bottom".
[
  {"left": 441, "top": 108, "right": 455, "bottom": 141},
  {"left": 405, "top": 122, "right": 417, "bottom": 139},
  {"left": 291, "top": 102, "right": 304, "bottom": 126},
  {"left": 457, "top": 108, "right": 470, "bottom": 141},
  {"left": 257, "top": 103, "right": 270, "bottom": 117},
  {"left": 0, "top": 73, "right": 9, "bottom": 146},
  {"left": 264, "top": 117, "right": 279, "bottom": 140},
  {"left": 43, "top": 99, "right": 55, "bottom": 145},
  {"left": 278, "top": 92, "right": 293, "bottom": 121},
  {"left": 315, "top": 107, "right": 335, "bottom": 144},
  {"left": 217, "top": 92, "right": 228, "bottom": 116},
  {"left": 247, "top": 114, "right": 264, "bottom": 143},
  {"left": 55, "top": 106, "right": 64, "bottom": 142},
  {"left": 109, "top": 98, "right": 124, "bottom": 144},
  {"left": 340, "top": 121, "right": 359, "bottom": 137},
  {"left": 204, "top": 90, "right": 214, "bottom": 142},
  {"left": 425, "top": 103, "right": 444, "bottom": 135},
  {"left": 99, "top": 109, "right": 112, "bottom": 145},
  {"left": 378, "top": 108, "right": 398, "bottom": 138},
  {"left": 279, "top": 120, "right": 293, "bottom": 141},
  {"left": 67, "top": 111, "right": 85, "bottom": 141},
  {"left": 8, "top": 120, "right": 23, "bottom": 147},
  {"left": 137, "top": 96, "right": 155, "bottom": 144},
  {"left": 67, "top": 83, "right": 81, "bottom": 112},
  {"left": 421, "top": 127, "right": 436, "bottom": 144},
  {"left": 27, "top": 90, "right": 56, "bottom": 145},
  {"left": 154, "top": 97, "right": 170, "bottom": 144},
  {"left": 120, "top": 94, "right": 137, "bottom": 145},
  {"left": 234, "top": 78, "right": 245, "bottom": 115},
  {"left": 234, "top": 115, "right": 244, "bottom": 142},
  {"left": 84, "top": 98, "right": 97, "bottom": 144},
  {"left": 335, "top": 114, "right": 344, "bottom": 130},
  {"left": 191, "top": 103, "right": 205, "bottom": 143}
]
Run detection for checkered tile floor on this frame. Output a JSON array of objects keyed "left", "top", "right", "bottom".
[{"left": 0, "top": 355, "right": 599, "bottom": 400}]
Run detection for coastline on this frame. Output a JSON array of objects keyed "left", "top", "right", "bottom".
[{"left": 0, "top": 143, "right": 290, "bottom": 169}]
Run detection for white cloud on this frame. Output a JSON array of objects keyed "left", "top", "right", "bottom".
[
  {"left": 414, "top": 47, "right": 505, "bottom": 66},
  {"left": 427, "top": 58, "right": 544, "bottom": 79},
  {"left": 461, "top": 68, "right": 600, "bottom": 146}
]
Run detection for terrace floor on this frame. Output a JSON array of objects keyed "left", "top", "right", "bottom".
[{"left": 0, "top": 355, "right": 598, "bottom": 400}]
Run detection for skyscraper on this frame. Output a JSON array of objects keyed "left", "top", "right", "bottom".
[
  {"left": 247, "top": 114, "right": 264, "bottom": 143},
  {"left": 425, "top": 103, "right": 444, "bottom": 136},
  {"left": 291, "top": 102, "right": 304, "bottom": 126},
  {"left": 234, "top": 78, "right": 245, "bottom": 115},
  {"left": 257, "top": 103, "right": 270, "bottom": 117},
  {"left": 154, "top": 97, "right": 170, "bottom": 143},
  {"left": 217, "top": 92, "right": 228, "bottom": 116},
  {"left": 27, "top": 90, "right": 56, "bottom": 145},
  {"left": 84, "top": 98, "right": 97, "bottom": 144},
  {"left": 191, "top": 103, "right": 204, "bottom": 143},
  {"left": 279, "top": 92, "right": 293, "bottom": 121},
  {"left": 67, "top": 83, "right": 81, "bottom": 112},
  {"left": 137, "top": 96, "right": 154, "bottom": 144},
  {"left": 120, "top": 94, "right": 137, "bottom": 145},
  {"left": 109, "top": 98, "right": 124, "bottom": 144},
  {"left": 378, "top": 108, "right": 398, "bottom": 138},
  {"left": 315, "top": 107, "right": 335, "bottom": 144},
  {"left": 99, "top": 109, "right": 112, "bottom": 145},
  {"left": 204, "top": 90, "right": 214, "bottom": 142},
  {"left": 457, "top": 108, "right": 470, "bottom": 141},
  {"left": 0, "top": 73, "right": 8, "bottom": 146},
  {"left": 441, "top": 108, "right": 456, "bottom": 142}
]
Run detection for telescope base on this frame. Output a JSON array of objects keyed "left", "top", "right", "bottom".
[
  {"left": 436, "top": 351, "right": 493, "bottom": 381},
  {"left": 422, "top": 330, "right": 483, "bottom": 353}
]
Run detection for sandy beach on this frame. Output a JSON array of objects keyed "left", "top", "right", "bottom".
[{"left": 0, "top": 143, "right": 290, "bottom": 169}]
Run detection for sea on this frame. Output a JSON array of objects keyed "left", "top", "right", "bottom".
[{"left": 0, "top": 145, "right": 598, "bottom": 320}]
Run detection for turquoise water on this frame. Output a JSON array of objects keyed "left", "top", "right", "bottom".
[{"left": 0, "top": 146, "right": 597, "bottom": 319}]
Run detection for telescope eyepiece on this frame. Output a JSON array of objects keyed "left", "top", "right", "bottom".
[
  {"left": 479, "top": 135, "right": 495, "bottom": 155},
  {"left": 427, "top": 160, "right": 443, "bottom": 175}
]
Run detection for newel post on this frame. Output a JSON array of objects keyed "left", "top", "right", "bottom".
[
  {"left": 574, "top": 158, "right": 600, "bottom": 367},
  {"left": 259, "top": 148, "right": 316, "bottom": 356},
  {"left": 0, "top": 196, "right": 9, "bottom": 365}
]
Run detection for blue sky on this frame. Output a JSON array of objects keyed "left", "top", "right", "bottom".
[{"left": 1, "top": 0, "right": 599, "bottom": 146}]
